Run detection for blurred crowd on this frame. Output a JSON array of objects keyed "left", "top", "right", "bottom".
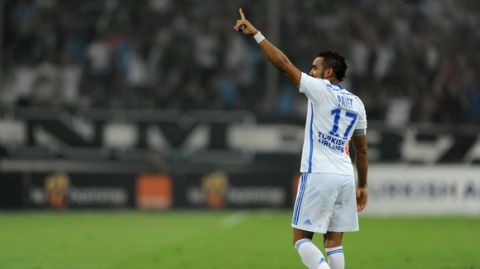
[{"left": 1, "top": 0, "right": 479, "bottom": 125}]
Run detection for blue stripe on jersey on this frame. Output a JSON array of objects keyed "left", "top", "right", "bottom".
[
  {"left": 307, "top": 103, "right": 314, "bottom": 173},
  {"left": 293, "top": 173, "right": 308, "bottom": 225}
]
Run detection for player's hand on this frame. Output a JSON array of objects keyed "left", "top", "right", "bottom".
[
  {"left": 233, "top": 8, "right": 258, "bottom": 35},
  {"left": 356, "top": 187, "right": 368, "bottom": 212}
]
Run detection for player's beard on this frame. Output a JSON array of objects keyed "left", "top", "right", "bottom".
[{"left": 320, "top": 69, "right": 327, "bottom": 79}]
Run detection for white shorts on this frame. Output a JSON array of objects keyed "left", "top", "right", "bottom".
[{"left": 292, "top": 172, "right": 359, "bottom": 234}]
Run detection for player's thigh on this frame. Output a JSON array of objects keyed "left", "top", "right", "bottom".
[
  {"left": 292, "top": 173, "right": 340, "bottom": 233},
  {"left": 328, "top": 176, "right": 359, "bottom": 232}
]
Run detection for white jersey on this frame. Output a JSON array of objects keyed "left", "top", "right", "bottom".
[{"left": 299, "top": 72, "right": 367, "bottom": 176}]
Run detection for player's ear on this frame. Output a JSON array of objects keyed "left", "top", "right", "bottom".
[{"left": 325, "top": 67, "right": 334, "bottom": 79}]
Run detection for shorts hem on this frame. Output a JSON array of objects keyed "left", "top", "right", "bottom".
[
  {"left": 291, "top": 224, "right": 327, "bottom": 234},
  {"left": 292, "top": 224, "right": 359, "bottom": 234},
  {"left": 299, "top": 171, "right": 354, "bottom": 177},
  {"left": 327, "top": 227, "right": 359, "bottom": 233}
]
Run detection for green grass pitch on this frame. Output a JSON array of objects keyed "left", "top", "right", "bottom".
[{"left": 0, "top": 211, "right": 479, "bottom": 269}]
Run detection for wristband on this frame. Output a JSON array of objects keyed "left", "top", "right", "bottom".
[{"left": 253, "top": 31, "right": 265, "bottom": 43}]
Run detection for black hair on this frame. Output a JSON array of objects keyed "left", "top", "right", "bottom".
[{"left": 318, "top": 51, "right": 347, "bottom": 82}]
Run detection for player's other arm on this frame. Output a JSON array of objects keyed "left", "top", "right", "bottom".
[
  {"left": 351, "top": 134, "right": 368, "bottom": 212},
  {"left": 233, "top": 8, "right": 301, "bottom": 86}
]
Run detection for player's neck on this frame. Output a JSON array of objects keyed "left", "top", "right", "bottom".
[
  {"left": 324, "top": 74, "right": 339, "bottom": 85},
  {"left": 328, "top": 78, "right": 340, "bottom": 85}
]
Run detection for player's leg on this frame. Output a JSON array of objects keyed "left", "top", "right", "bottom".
[
  {"left": 324, "top": 232, "right": 345, "bottom": 269},
  {"left": 293, "top": 227, "right": 314, "bottom": 243},
  {"left": 293, "top": 228, "right": 330, "bottom": 269},
  {"left": 324, "top": 175, "right": 359, "bottom": 269},
  {"left": 292, "top": 173, "right": 331, "bottom": 269}
]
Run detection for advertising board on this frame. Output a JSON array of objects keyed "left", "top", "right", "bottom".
[{"left": 365, "top": 165, "right": 480, "bottom": 215}]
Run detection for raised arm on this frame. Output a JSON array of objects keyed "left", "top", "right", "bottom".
[
  {"left": 351, "top": 134, "right": 368, "bottom": 212},
  {"left": 233, "top": 8, "right": 301, "bottom": 86}
]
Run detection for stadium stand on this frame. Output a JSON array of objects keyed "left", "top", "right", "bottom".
[{"left": 0, "top": 0, "right": 479, "bottom": 124}]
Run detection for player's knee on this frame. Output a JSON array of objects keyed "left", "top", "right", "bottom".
[
  {"left": 292, "top": 234, "right": 304, "bottom": 246},
  {"left": 323, "top": 232, "right": 343, "bottom": 248},
  {"left": 292, "top": 229, "right": 313, "bottom": 246},
  {"left": 323, "top": 238, "right": 342, "bottom": 248}
]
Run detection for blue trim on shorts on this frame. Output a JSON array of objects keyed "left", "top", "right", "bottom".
[
  {"left": 292, "top": 173, "right": 305, "bottom": 225},
  {"left": 307, "top": 103, "right": 314, "bottom": 173},
  {"left": 293, "top": 173, "right": 308, "bottom": 225}
]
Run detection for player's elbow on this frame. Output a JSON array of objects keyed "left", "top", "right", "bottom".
[
  {"left": 356, "top": 147, "right": 368, "bottom": 156},
  {"left": 269, "top": 53, "right": 299, "bottom": 85},
  {"left": 273, "top": 54, "right": 292, "bottom": 71},
  {"left": 353, "top": 146, "right": 368, "bottom": 161}
]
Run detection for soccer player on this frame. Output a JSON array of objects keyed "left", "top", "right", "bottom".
[{"left": 234, "top": 9, "right": 368, "bottom": 269}]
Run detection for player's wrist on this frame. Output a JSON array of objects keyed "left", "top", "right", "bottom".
[{"left": 253, "top": 31, "right": 265, "bottom": 43}]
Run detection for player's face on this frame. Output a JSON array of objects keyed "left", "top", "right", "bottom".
[{"left": 309, "top": 57, "right": 327, "bottom": 79}]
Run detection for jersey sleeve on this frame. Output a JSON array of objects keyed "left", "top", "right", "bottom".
[
  {"left": 298, "top": 72, "right": 330, "bottom": 102},
  {"left": 354, "top": 99, "right": 368, "bottom": 132}
]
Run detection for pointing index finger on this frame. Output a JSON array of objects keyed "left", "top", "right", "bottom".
[{"left": 239, "top": 8, "right": 245, "bottom": 20}]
